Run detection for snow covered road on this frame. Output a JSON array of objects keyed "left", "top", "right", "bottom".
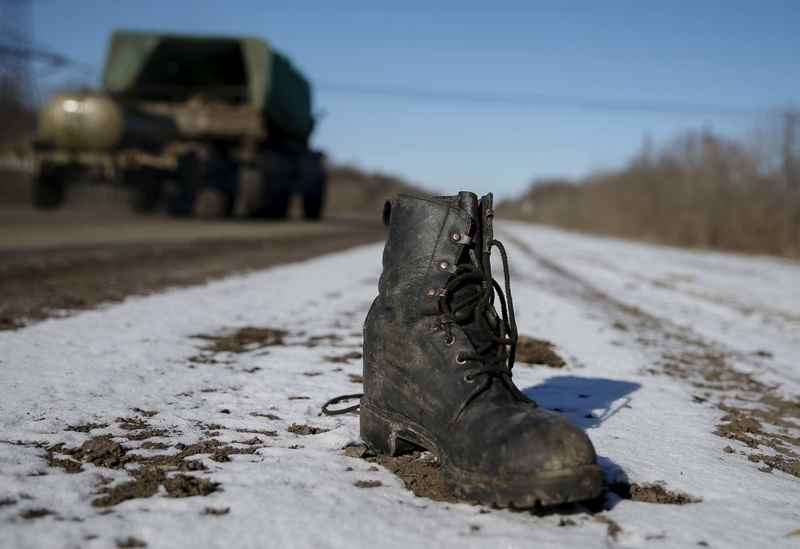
[{"left": 1, "top": 223, "right": 798, "bottom": 548}]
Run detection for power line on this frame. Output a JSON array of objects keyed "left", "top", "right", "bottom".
[
  {"left": 316, "top": 80, "right": 789, "bottom": 118},
  {"left": 1, "top": 44, "right": 63, "bottom": 66}
]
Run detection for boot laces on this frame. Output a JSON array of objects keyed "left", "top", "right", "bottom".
[
  {"left": 321, "top": 239, "right": 520, "bottom": 418},
  {"left": 441, "top": 238, "right": 521, "bottom": 422}
]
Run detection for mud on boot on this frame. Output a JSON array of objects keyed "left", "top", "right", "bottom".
[{"left": 361, "top": 192, "right": 604, "bottom": 507}]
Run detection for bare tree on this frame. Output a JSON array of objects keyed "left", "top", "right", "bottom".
[{"left": 780, "top": 110, "right": 800, "bottom": 196}]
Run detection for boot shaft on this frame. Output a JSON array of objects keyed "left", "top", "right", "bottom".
[{"left": 377, "top": 192, "right": 494, "bottom": 318}]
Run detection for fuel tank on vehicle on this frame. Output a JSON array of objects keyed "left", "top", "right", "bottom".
[
  {"left": 38, "top": 91, "right": 178, "bottom": 152},
  {"left": 38, "top": 92, "right": 125, "bottom": 151}
]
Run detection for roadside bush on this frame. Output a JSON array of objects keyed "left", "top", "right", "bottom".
[{"left": 503, "top": 114, "right": 800, "bottom": 259}]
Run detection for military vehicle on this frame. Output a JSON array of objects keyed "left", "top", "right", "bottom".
[{"left": 32, "top": 30, "right": 325, "bottom": 219}]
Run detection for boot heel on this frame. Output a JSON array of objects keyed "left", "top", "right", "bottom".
[{"left": 360, "top": 404, "right": 416, "bottom": 456}]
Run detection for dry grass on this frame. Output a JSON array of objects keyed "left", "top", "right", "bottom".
[
  {"left": 322, "top": 164, "right": 432, "bottom": 220},
  {"left": 500, "top": 117, "right": 800, "bottom": 259}
]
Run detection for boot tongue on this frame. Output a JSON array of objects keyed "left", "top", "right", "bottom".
[
  {"left": 479, "top": 193, "right": 494, "bottom": 249},
  {"left": 449, "top": 192, "right": 501, "bottom": 357},
  {"left": 455, "top": 192, "right": 494, "bottom": 255},
  {"left": 456, "top": 191, "right": 481, "bottom": 226},
  {"left": 453, "top": 191, "right": 487, "bottom": 259}
]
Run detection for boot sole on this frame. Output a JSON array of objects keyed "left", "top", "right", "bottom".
[{"left": 360, "top": 403, "right": 604, "bottom": 508}]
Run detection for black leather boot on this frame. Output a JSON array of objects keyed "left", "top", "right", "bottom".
[{"left": 361, "top": 192, "right": 603, "bottom": 507}]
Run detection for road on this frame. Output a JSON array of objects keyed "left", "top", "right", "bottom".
[{"left": 0, "top": 205, "right": 386, "bottom": 330}]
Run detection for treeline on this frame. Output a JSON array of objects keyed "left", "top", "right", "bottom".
[
  {"left": 502, "top": 113, "right": 800, "bottom": 259},
  {"left": 0, "top": 75, "right": 35, "bottom": 148},
  {"left": 322, "top": 164, "right": 432, "bottom": 219}
]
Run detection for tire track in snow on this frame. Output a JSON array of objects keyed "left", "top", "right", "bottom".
[
  {"left": 500, "top": 230, "right": 800, "bottom": 478},
  {"left": 569, "top": 255, "right": 800, "bottom": 330}
]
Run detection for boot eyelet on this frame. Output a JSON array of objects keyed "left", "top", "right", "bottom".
[
  {"left": 444, "top": 334, "right": 456, "bottom": 346},
  {"left": 451, "top": 232, "right": 461, "bottom": 242},
  {"left": 438, "top": 260, "right": 449, "bottom": 270},
  {"left": 426, "top": 287, "right": 436, "bottom": 297},
  {"left": 455, "top": 354, "right": 467, "bottom": 364},
  {"left": 464, "top": 371, "right": 475, "bottom": 382}
]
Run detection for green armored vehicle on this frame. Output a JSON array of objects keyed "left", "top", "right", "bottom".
[{"left": 33, "top": 30, "right": 325, "bottom": 218}]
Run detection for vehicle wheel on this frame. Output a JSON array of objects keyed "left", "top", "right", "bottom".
[
  {"left": 193, "top": 187, "right": 228, "bottom": 218},
  {"left": 169, "top": 187, "right": 195, "bottom": 216},
  {"left": 301, "top": 152, "right": 326, "bottom": 220},
  {"left": 257, "top": 192, "right": 290, "bottom": 219},
  {"left": 131, "top": 174, "right": 162, "bottom": 213},
  {"left": 33, "top": 172, "right": 66, "bottom": 209},
  {"left": 233, "top": 163, "right": 261, "bottom": 218},
  {"left": 169, "top": 154, "right": 198, "bottom": 217},
  {"left": 303, "top": 194, "right": 323, "bottom": 220}
]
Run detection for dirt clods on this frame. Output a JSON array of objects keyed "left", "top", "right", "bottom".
[
  {"left": 44, "top": 427, "right": 263, "bottom": 508},
  {"left": 354, "top": 480, "right": 383, "bottom": 488},
  {"left": 250, "top": 412, "right": 282, "bottom": 420},
  {"left": 348, "top": 442, "right": 700, "bottom": 511},
  {"left": 91, "top": 465, "right": 220, "bottom": 507},
  {"left": 48, "top": 435, "right": 128, "bottom": 473},
  {"left": 65, "top": 423, "right": 109, "bottom": 433},
  {"left": 93, "top": 468, "right": 164, "bottom": 507},
  {"left": 288, "top": 424, "right": 330, "bottom": 436},
  {"left": 747, "top": 454, "right": 800, "bottom": 476},
  {"left": 133, "top": 408, "right": 158, "bottom": 418},
  {"left": 164, "top": 475, "right": 218, "bottom": 498},
  {"left": 713, "top": 401, "right": 800, "bottom": 477},
  {"left": 20, "top": 508, "right": 53, "bottom": 520},
  {"left": 327, "top": 351, "right": 363, "bottom": 363},
  {"left": 595, "top": 514, "right": 623, "bottom": 540},
  {"left": 193, "top": 327, "right": 288, "bottom": 354},
  {"left": 347, "top": 446, "right": 468, "bottom": 505},
  {"left": 609, "top": 482, "right": 700, "bottom": 504},
  {"left": 116, "top": 536, "right": 147, "bottom": 548},
  {"left": 115, "top": 417, "right": 150, "bottom": 431},
  {"left": 515, "top": 336, "right": 566, "bottom": 368}
]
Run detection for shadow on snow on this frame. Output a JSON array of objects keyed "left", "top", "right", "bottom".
[{"left": 523, "top": 375, "right": 641, "bottom": 506}]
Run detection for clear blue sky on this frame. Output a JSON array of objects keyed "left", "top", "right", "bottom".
[{"left": 30, "top": 0, "right": 800, "bottom": 199}]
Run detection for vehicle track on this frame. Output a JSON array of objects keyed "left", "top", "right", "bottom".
[{"left": 500, "top": 230, "right": 800, "bottom": 478}]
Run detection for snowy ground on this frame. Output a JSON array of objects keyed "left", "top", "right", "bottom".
[{"left": 1, "top": 223, "right": 798, "bottom": 548}]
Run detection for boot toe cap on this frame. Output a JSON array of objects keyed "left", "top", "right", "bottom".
[
  {"left": 455, "top": 407, "right": 598, "bottom": 476},
  {"left": 501, "top": 410, "right": 597, "bottom": 475}
]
